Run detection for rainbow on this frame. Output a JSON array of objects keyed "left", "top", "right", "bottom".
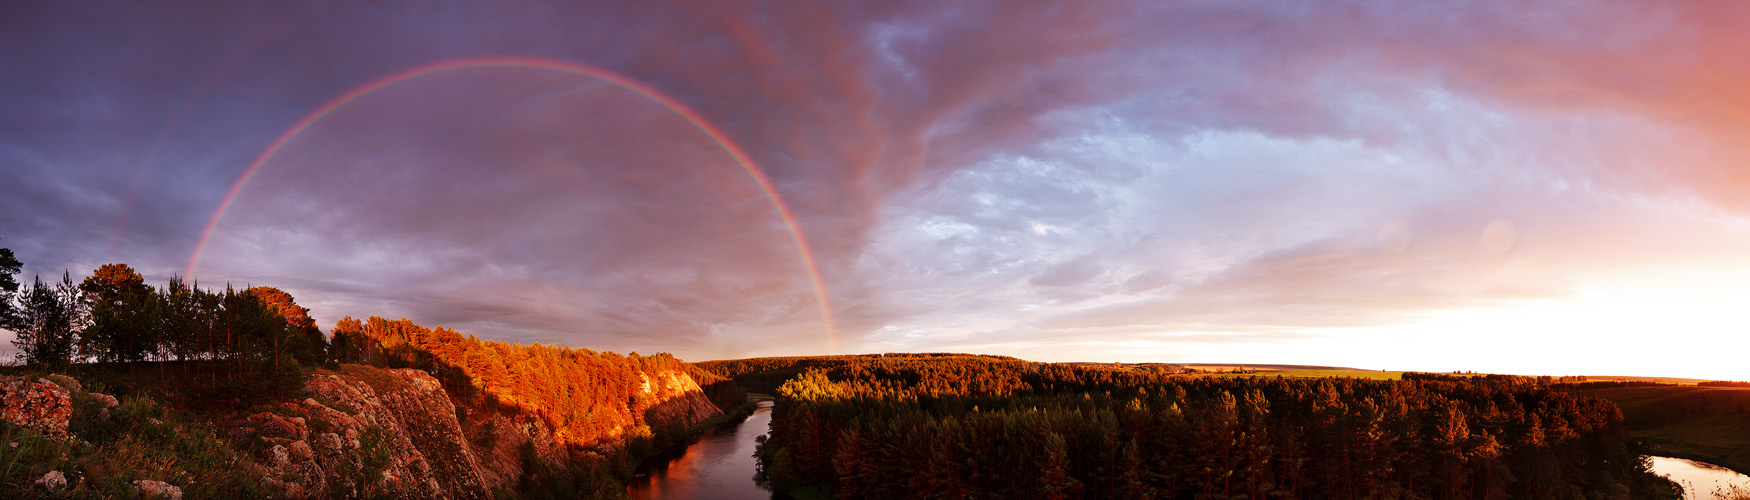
[{"left": 189, "top": 56, "right": 837, "bottom": 351}]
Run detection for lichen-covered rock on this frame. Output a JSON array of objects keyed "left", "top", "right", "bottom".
[
  {"left": 288, "top": 439, "right": 314, "bottom": 461},
  {"left": 43, "top": 374, "right": 80, "bottom": 393},
  {"left": 257, "top": 438, "right": 326, "bottom": 499},
  {"left": 0, "top": 376, "right": 73, "bottom": 440},
  {"left": 298, "top": 370, "right": 484, "bottom": 499},
  {"left": 34, "top": 470, "right": 66, "bottom": 492},
  {"left": 313, "top": 432, "right": 344, "bottom": 458},
  {"left": 240, "top": 411, "right": 308, "bottom": 441},
  {"left": 268, "top": 444, "right": 289, "bottom": 467},
  {"left": 132, "top": 479, "right": 182, "bottom": 499},
  {"left": 88, "top": 392, "right": 119, "bottom": 408}
]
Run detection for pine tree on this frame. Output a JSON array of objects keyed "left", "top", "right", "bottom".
[
  {"left": 79, "top": 263, "right": 160, "bottom": 363},
  {"left": 1037, "top": 432, "right": 1082, "bottom": 500},
  {"left": 0, "top": 239, "right": 21, "bottom": 327},
  {"left": 10, "top": 272, "right": 84, "bottom": 368}
]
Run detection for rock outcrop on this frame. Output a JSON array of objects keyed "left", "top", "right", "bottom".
[
  {"left": 34, "top": 470, "right": 66, "bottom": 492},
  {"left": 226, "top": 364, "right": 723, "bottom": 498},
  {"left": 0, "top": 375, "right": 73, "bottom": 440},
  {"left": 637, "top": 370, "right": 722, "bottom": 427},
  {"left": 132, "top": 479, "right": 183, "bottom": 499},
  {"left": 42, "top": 373, "right": 80, "bottom": 392}
]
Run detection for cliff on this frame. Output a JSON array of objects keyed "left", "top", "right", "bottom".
[{"left": 231, "top": 364, "right": 721, "bottom": 499}]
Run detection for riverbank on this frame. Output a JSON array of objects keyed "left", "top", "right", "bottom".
[{"left": 1650, "top": 456, "right": 1750, "bottom": 500}]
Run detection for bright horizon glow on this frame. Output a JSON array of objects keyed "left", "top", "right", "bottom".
[{"left": 929, "top": 259, "right": 1750, "bottom": 381}]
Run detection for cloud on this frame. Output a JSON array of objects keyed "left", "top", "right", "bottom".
[{"left": 8, "top": 0, "right": 1750, "bottom": 365}]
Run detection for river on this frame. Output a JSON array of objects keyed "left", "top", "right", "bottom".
[
  {"left": 1651, "top": 456, "right": 1750, "bottom": 500},
  {"left": 627, "top": 399, "right": 788, "bottom": 500}
]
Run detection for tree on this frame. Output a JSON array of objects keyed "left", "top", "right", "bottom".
[
  {"left": 0, "top": 239, "right": 20, "bottom": 326},
  {"left": 78, "top": 263, "right": 150, "bottom": 305},
  {"left": 10, "top": 272, "right": 84, "bottom": 368},
  {"left": 158, "top": 276, "right": 209, "bottom": 362},
  {"left": 79, "top": 263, "right": 160, "bottom": 363},
  {"left": 244, "top": 286, "right": 326, "bottom": 365},
  {"left": 1037, "top": 432, "right": 1083, "bottom": 500}
]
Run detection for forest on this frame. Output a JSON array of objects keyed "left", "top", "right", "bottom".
[
  {"left": 1, "top": 256, "right": 326, "bottom": 397},
  {"left": 705, "top": 354, "right": 1684, "bottom": 500}
]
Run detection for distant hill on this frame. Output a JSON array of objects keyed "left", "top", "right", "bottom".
[
  {"left": 1580, "top": 375, "right": 1712, "bottom": 385},
  {"left": 1179, "top": 363, "right": 1368, "bottom": 371}
]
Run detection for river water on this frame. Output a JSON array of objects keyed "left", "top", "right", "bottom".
[
  {"left": 1651, "top": 456, "right": 1750, "bottom": 500},
  {"left": 627, "top": 400, "right": 787, "bottom": 500}
]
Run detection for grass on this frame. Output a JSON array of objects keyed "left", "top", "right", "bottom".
[
  {"left": 1580, "top": 385, "right": 1750, "bottom": 475},
  {"left": 0, "top": 391, "right": 268, "bottom": 498}
]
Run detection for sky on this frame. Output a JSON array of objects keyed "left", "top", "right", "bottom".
[{"left": 5, "top": 1, "right": 1750, "bottom": 379}]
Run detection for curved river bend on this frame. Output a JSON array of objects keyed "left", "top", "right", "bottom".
[
  {"left": 1651, "top": 456, "right": 1750, "bottom": 500},
  {"left": 627, "top": 400, "right": 786, "bottom": 500}
]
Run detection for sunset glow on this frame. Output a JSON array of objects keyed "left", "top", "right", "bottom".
[{"left": 7, "top": 1, "right": 1750, "bottom": 379}]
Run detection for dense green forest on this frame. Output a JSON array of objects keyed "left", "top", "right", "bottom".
[{"left": 706, "top": 354, "right": 1682, "bottom": 500}]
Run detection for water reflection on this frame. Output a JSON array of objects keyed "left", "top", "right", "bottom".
[
  {"left": 628, "top": 400, "right": 787, "bottom": 500},
  {"left": 1651, "top": 456, "right": 1750, "bottom": 500}
]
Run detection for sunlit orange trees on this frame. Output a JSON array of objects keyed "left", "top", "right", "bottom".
[{"left": 330, "top": 315, "right": 737, "bottom": 456}]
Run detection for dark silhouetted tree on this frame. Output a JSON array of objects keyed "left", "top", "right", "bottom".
[
  {"left": 10, "top": 272, "right": 84, "bottom": 368},
  {"left": 0, "top": 239, "right": 20, "bottom": 326}
]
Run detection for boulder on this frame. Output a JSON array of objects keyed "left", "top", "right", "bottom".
[
  {"left": 288, "top": 439, "right": 314, "bottom": 461},
  {"left": 268, "top": 444, "right": 289, "bottom": 467},
  {"left": 43, "top": 374, "right": 80, "bottom": 392},
  {"left": 240, "top": 411, "right": 309, "bottom": 441},
  {"left": 34, "top": 470, "right": 66, "bottom": 492},
  {"left": 314, "top": 432, "right": 345, "bottom": 457},
  {"left": 132, "top": 479, "right": 182, "bottom": 499},
  {"left": 0, "top": 376, "right": 73, "bottom": 440},
  {"left": 88, "top": 392, "right": 119, "bottom": 408}
]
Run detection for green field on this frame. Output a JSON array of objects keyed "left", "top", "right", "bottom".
[{"left": 1581, "top": 385, "right": 1750, "bottom": 475}]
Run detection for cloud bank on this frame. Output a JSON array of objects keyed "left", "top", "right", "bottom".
[{"left": 5, "top": 1, "right": 1750, "bottom": 375}]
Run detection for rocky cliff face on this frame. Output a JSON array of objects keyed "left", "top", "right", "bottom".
[
  {"left": 233, "top": 364, "right": 721, "bottom": 499},
  {"left": 636, "top": 370, "right": 722, "bottom": 429}
]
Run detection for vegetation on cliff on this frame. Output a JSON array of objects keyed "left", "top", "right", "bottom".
[{"left": 0, "top": 247, "right": 739, "bottom": 499}]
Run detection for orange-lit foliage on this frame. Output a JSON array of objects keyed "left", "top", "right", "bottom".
[
  {"left": 330, "top": 316, "right": 725, "bottom": 451},
  {"left": 744, "top": 354, "right": 1679, "bottom": 500}
]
